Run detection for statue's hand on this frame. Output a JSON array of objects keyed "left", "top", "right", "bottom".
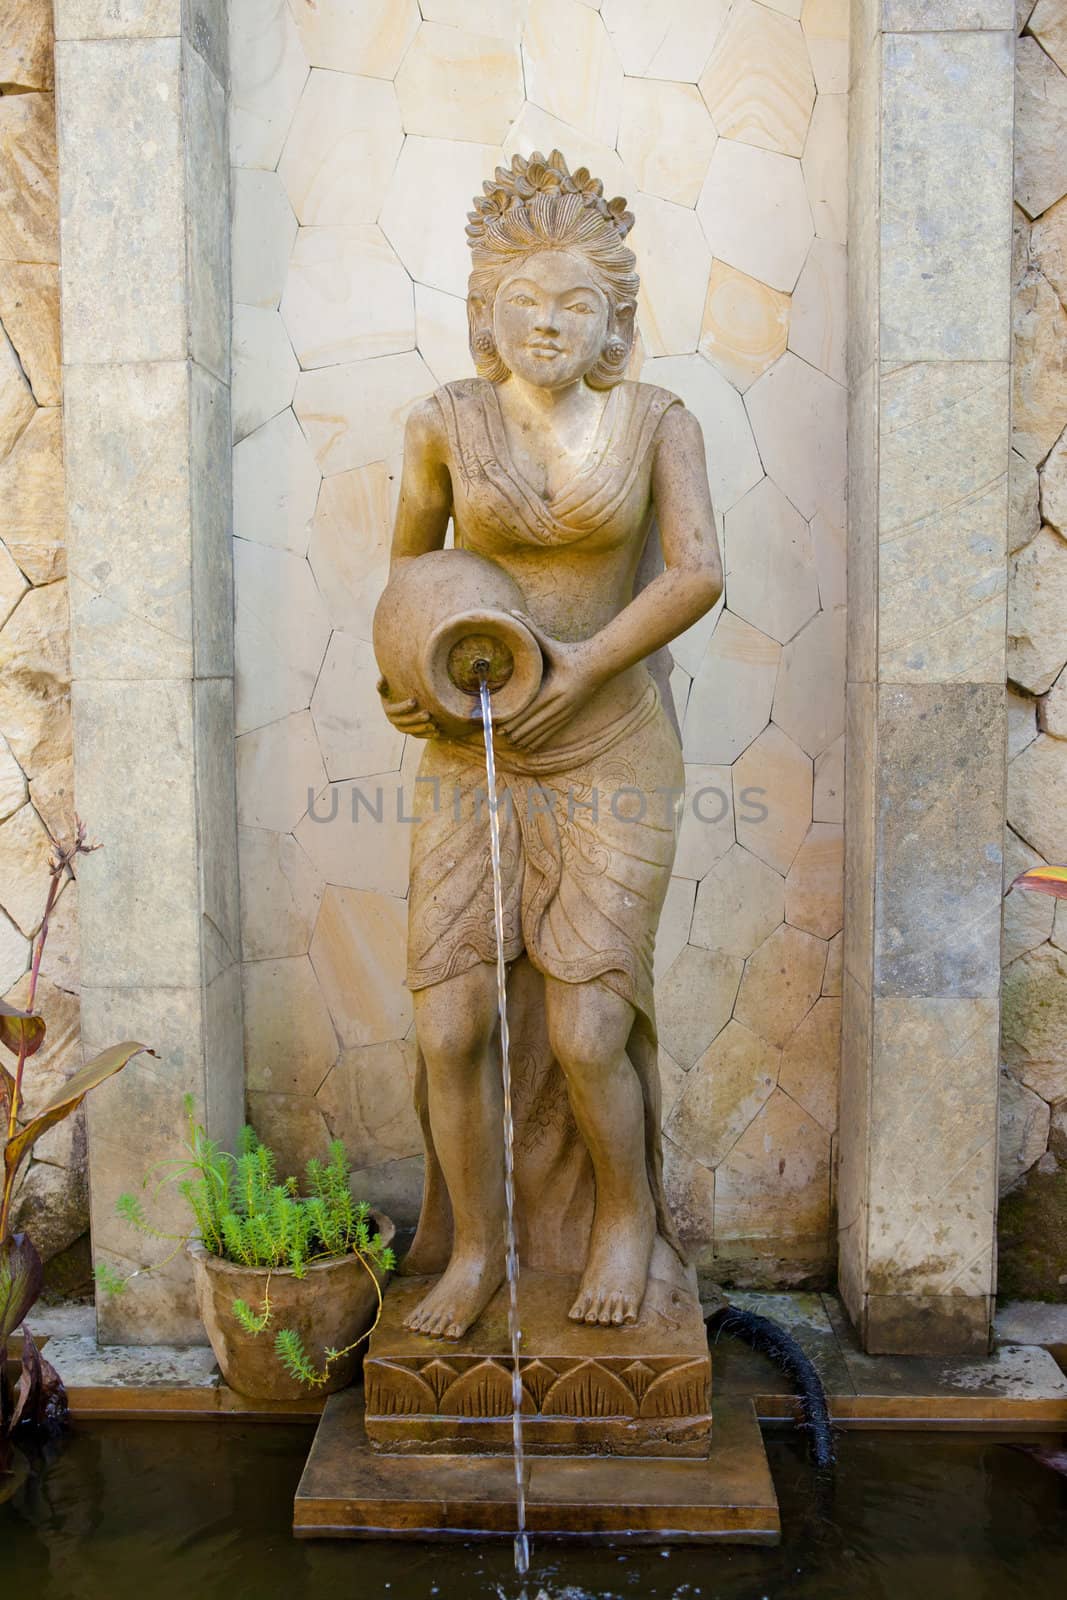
[
  {"left": 501, "top": 614, "right": 602, "bottom": 752},
  {"left": 377, "top": 677, "right": 438, "bottom": 739}
]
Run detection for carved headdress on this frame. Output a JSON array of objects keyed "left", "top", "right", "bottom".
[{"left": 466, "top": 149, "right": 640, "bottom": 388}]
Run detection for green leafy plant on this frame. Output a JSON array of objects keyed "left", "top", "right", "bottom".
[
  {"left": 1, "top": 824, "right": 154, "bottom": 1499},
  {"left": 100, "top": 1105, "right": 394, "bottom": 1388}
]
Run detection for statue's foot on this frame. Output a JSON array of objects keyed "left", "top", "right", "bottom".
[
  {"left": 403, "top": 1252, "right": 504, "bottom": 1341},
  {"left": 568, "top": 1200, "right": 655, "bottom": 1327}
]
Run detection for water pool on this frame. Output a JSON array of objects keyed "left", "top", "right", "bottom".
[{"left": 5, "top": 1421, "right": 1067, "bottom": 1599}]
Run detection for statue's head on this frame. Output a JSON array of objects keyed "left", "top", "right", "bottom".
[{"left": 466, "top": 150, "right": 639, "bottom": 392}]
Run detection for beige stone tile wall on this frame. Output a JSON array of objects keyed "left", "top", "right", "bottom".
[
  {"left": 998, "top": 6, "right": 1067, "bottom": 1298},
  {"left": 0, "top": 0, "right": 84, "bottom": 1261},
  {"left": 230, "top": 0, "right": 849, "bottom": 1286}
]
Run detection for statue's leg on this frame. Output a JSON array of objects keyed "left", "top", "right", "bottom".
[
  {"left": 544, "top": 977, "right": 655, "bottom": 1328},
  {"left": 403, "top": 961, "right": 506, "bottom": 1340}
]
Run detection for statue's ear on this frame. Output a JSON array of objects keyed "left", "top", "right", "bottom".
[
  {"left": 468, "top": 291, "right": 490, "bottom": 331},
  {"left": 613, "top": 299, "right": 636, "bottom": 344}
]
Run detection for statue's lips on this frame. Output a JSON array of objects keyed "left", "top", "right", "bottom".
[{"left": 527, "top": 342, "right": 564, "bottom": 355}]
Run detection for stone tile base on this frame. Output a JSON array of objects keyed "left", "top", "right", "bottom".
[{"left": 294, "top": 1389, "right": 779, "bottom": 1544}]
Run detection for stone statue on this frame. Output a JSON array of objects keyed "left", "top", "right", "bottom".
[{"left": 374, "top": 150, "right": 722, "bottom": 1345}]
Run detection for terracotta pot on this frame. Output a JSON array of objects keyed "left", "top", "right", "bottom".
[
  {"left": 373, "top": 548, "right": 543, "bottom": 737},
  {"left": 186, "top": 1211, "right": 395, "bottom": 1401}
]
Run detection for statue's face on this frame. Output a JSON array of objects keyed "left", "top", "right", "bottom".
[{"left": 492, "top": 250, "right": 611, "bottom": 389}]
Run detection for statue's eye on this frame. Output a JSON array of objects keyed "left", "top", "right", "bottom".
[
  {"left": 567, "top": 302, "right": 594, "bottom": 315},
  {"left": 510, "top": 293, "right": 535, "bottom": 306}
]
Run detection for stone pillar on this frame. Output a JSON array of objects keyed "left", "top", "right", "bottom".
[
  {"left": 839, "top": 2, "right": 1015, "bottom": 1355},
  {"left": 55, "top": 0, "right": 241, "bottom": 1342}
]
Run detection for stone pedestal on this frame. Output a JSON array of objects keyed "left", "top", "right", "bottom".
[
  {"left": 364, "top": 1272, "right": 712, "bottom": 1457},
  {"left": 294, "top": 1272, "right": 778, "bottom": 1543},
  {"left": 294, "top": 1388, "right": 778, "bottom": 1544}
]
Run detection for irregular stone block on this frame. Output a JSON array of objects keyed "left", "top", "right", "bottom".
[
  {"left": 1008, "top": 525, "right": 1067, "bottom": 694},
  {"left": 309, "top": 884, "right": 411, "bottom": 1049},
  {"left": 0, "top": 0, "right": 54, "bottom": 89},
  {"left": 396, "top": 21, "right": 522, "bottom": 146},
  {"left": 0, "top": 323, "right": 34, "bottom": 455},
  {"left": 1031, "top": 195, "right": 1067, "bottom": 306},
  {"left": 999, "top": 1071, "right": 1051, "bottom": 1195},
  {"left": 734, "top": 923, "right": 826, "bottom": 1047},
  {"left": 745, "top": 352, "right": 847, "bottom": 520},
  {"left": 232, "top": 168, "right": 297, "bottom": 311},
  {"left": 231, "top": 305, "right": 298, "bottom": 443},
  {"left": 784, "top": 822, "right": 843, "bottom": 940},
  {"left": 289, "top": 0, "right": 418, "bottom": 76},
  {"left": 697, "top": 140, "right": 813, "bottom": 294},
  {"left": 306, "top": 463, "right": 390, "bottom": 638},
  {"left": 281, "top": 224, "right": 414, "bottom": 369},
  {"left": 229, "top": 0, "right": 308, "bottom": 171},
  {"left": 0, "top": 800, "right": 52, "bottom": 934},
  {"left": 657, "top": 944, "right": 742, "bottom": 1068},
  {"left": 0, "top": 537, "right": 27, "bottom": 625},
  {"left": 234, "top": 540, "right": 330, "bottom": 735},
  {"left": 666, "top": 1019, "right": 779, "bottom": 1170},
  {"left": 296, "top": 769, "right": 413, "bottom": 900},
  {"left": 521, "top": 0, "right": 623, "bottom": 146},
  {"left": 1012, "top": 266, "right": 1067, "bottom": 466},
  {"left": 0, "top": 406, "right": 64, "bottom": 582},
  {"left": 0, "top": 579, "right": 71, "bottom": 781},
  {"left": 733, "top": 721, "right": 813, "bottom": 874},
  {"left": 1010, "top": 448, "right": 1041, "bottom": 553},
  {"left": 618, "top": 78, "right": 716, "bottom": 208},
  {"left": 724, "top": 477, "right": 819, "bottom": 645},
  {"left": 630, "top": 193, "right": 711, "bottom": 358},
  {"left": 773, "top": 607, "right": 846, "bottom": 758},
  {"left": 690, "top": 842, "right": 784, "bottom": 959},
  {"left": 1015, "top": 36, "right": 1067, "bottom": 221},
  {"left": 714, "top": 1089, "right": 830, "bottom": 1246},
  {"left": 1040, "top": 665, "right": 1067, "bottom": 736},
  {"left": 780, "top": 994, "right": 839, "bottom": 1133},
  {"left": 1002, "top": 943, "right": 1067, "bottom": 1071},
  {"left": 698, "top": 261, "right": 789, "bottom": 394},
  {"left": 802, "top": 91, "right": 846, "bottom": 245},
  {"left": 236, "top": 709, "right": 327, "bottom": 833},
  {"left": 880, "top": 31, "right": 1013, "bottom": 361},
  {"left": 243, "top": 954, "right": 338, "bottom": 1097},
  {"left": 789, "top": 237, "right": 846, "bottom": 385},
  {"left": 1040, "top": 430, "right": 1067, "bottom": 535},
  {"left": 0, "top": 90, "right": 57, "bottom": 263},
  {"left": 294, "top": 349, "right": 435, "bottom": 476},
  {"left": 316, "top": 1037, "right": 422, "bottom": 1170},
  {"left": 1008, "top": 730, "right": 1067, "bottom": 864},
  {"left": 0, "top": 262, "right": 59, "bottom": 404},
  {"left": 311, "top": 631, "right": 404, "bottom": 781},
  {"left": 874, "top": 684, "right": 1004, "bottom": 998},
  {"left": 279, "top": 69, "right": 403, "bottom": 228},
  {"left": 700, "top": 0, "right": 814, "bottom": 158},
  {"left": 641, "top": 353, "right": 763, "bottom": 513},
  {"left": 238, "top": 826, "right": 322, "bottom": 962},
  {"left": 601, "top": 0, "right": 730, "bottom": 84}
]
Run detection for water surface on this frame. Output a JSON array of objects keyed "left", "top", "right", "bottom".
[{"left": 6, "top": 1421, "right": 1067, "bottom": 1599}]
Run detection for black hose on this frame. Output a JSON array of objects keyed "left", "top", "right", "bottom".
[{"left": 706, "top": 1304, "right": 837, "bottom": 1470}]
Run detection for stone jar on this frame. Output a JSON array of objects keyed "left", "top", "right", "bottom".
[
  {"left": 187, "top": 1212, "right": 395, "bottom": 1401},
  {"left": 373, "top": 548, "right": 543, "bottom": 737}
]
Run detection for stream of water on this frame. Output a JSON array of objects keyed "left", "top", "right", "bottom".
[{"left": 477, "top": 675, "right": 530, "bottom": 1579}]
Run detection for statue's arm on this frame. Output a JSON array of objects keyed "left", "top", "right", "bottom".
[
  {"left": 504, "top": 404, "right": 722, "bottom": 752},
  {"left": 377, "top": 398, "right": 454, "bottom": 737},
  {"left": 389, "top": 397, "right": 453, "bottom": 570}
]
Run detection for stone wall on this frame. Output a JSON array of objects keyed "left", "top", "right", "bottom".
[
  {"left": 0, "top": 0, "right": 84, "bottom": 1263},
  {"left": 998, "top": 2, "right": 1067, "bottom": 1298},
  {"left": 231, "top": 0, "right": 849, "bottom": 1287}
]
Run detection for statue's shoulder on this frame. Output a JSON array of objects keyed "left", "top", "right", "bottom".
[{"left": 623, "top": 378, "right": 687, "bottom": 421}]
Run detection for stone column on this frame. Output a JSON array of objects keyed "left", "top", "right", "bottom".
[
  {"left": 55, "top": 0, "right": 241, "bottom": 1342},
  {"left": 839, "top": 2, "right": 1015, "bottom": 1355}
]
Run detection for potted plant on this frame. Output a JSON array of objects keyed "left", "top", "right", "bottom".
[
  {"left": 1, "top": 824, "right": 154, "bottom": 1501},
  {"left": 99, "top": 1108, "right": 395, "bottom": 1401}
]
